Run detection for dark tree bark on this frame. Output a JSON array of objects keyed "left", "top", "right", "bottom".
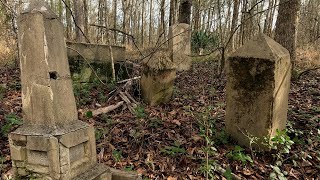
[
  {"left": 65, "top": 0, "right": 72, "bottom": 39},
  {"left": 178, "top": 0, "right": 192, "bottom": 24},
  {"left": 169, "top": 0, "right": 176, "bottom": 26},
  {"left": 274, "top": 0, "right": 301, "bottom": 63},
  {"left": 193, "top": 0, "right": 200, "bottom": 31},
  {"left": 230, "top": 0, "right": 240, "bottom": 50},
  {"left": 113, "top": 0, "right": 118, "bottom": 44},
  {"left": 73, "top": 0, "right": 85, "bottom": 42}
]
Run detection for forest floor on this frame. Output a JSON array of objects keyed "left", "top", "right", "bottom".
[{"left": 0, "top": 60, "right": 319, "bottom": 179}]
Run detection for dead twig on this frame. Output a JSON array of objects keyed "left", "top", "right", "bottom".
[
  {"left": 119, "top": 91, "right": 137, "bottom": 113},
  {"left": 214, "top": 164, "right": 242, "bottom": 180},
  {"left": 117, "top": 76, "right": 141, "bottom": 84},
  {"left": 298, "top": 66, "right": 320, "bottom": 79}
]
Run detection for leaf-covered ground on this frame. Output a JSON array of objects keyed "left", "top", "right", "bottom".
[{"left": 0, "top": 61, "right": 319, "bottom": 179}]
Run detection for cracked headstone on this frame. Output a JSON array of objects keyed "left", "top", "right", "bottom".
[{"left": 225, "top": 33, "right": 291, "bottom": 149}]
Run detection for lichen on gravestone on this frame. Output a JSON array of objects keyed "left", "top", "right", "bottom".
[{"left": 225, "top": 33, "right": 291, "bottom": 150}]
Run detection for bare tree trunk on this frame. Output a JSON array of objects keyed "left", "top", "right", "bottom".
[
  {"left": 97, "top": 0, "right": 104, "bottom": 43},
  {"left": 65, "top": 0, "right": 72, "bottom": 39},
  {"left": 207, "top": 6, "right": 213, "bottom": 31},
  {"left": 159, "top": 0, "right": 166, "bottom": 42},
  {"left": 193, "top": 0, "right": 200, "bottom": 31},
  {"left": 104, "top": 0, "right": 109, "bottom": 43},
  {"left": 149, "top": 0, "right": 153, "bottom": 45},
  {"left": 113, "top": 0, "right": 117, "bottom": 44},
  {"left": 178, "top": 0, "right": 192, "bottom": 24},
  {"left": 58, "top": 0, "right": 63, "bottom": 18},
  {"left": 122, "top": 0, "right": 130, "bottom": 45},
  {"left": 229, "top": 0, "right": 240, "bottom": 50},
  {"left": 169, "top": 0, "right": 176, "bottom": 26},
  {"left": 274, "top": 0, "right": 301, "bottom": 64},
  {"left": 84, "top": 0, "right": 89, "bottom": 39},
  {"left": 74, "top": 0, "right": 85, "bottom": 42},
  {"left": 141, "top": 0, "right": 145, "bottom": 48},
  {"left": 268, "top": 0, "right": 277, "bottom": 36}
]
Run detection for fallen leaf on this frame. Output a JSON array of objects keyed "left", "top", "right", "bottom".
[
  {"left": 172, "top": 119, "right": 181, "bottom": 126},
  {"left": 167, "top": 176, "right": 177, "bottom": 180}
]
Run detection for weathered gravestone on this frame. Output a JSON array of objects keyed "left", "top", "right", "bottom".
[
  {"left": 141, "top": 49, "right": 176, "bottom": 106},
  {"left": 168, "top": 23, "right": 192, "bottom": 71},
  {"left": 225, "top": 33, "right": 291, "bottom": 149},
  {"left": 9, "top": 2, "right": 140, "bottom": 179}
]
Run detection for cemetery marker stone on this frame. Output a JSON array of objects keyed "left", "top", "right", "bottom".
[
  {"left": 168, "top": 23, "right": 192, "bottom": 71},
  {"left": 7, "top": 2, "right": 137, "bottom": 179},
  {"left": 225, "top": 33, "right": 291, "bottom": 149}
]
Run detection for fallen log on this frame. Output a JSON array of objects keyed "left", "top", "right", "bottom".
[{"left": 92, "top": 101, "right": 124, "bottom": 116}]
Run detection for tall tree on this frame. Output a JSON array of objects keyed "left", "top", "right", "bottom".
[
  {"left": 158, "top": 0, "right": 166, "bottom": 43},
  {"left": 230, "top": 0, "right": 240, "bottom": 51},
  {"left": 274, "top": 0, "right": 301, "bottom": 63},
  {"left": 113, "top": 0, "right": 118, "bottom": 44},
  {"left": 149, "top": 0, "right": 153, "bottom": 45},
  {"left": 193, "top": 0, "right": 200, "bottom": 31},
  {"left": 73, "top": 0, "right": 85, "bottom": 42},
  {"left": 122, "top": 0, "right": 130, "bottom": 44},
  {"left": 141, "top": 0, "right": 145, "bottom": 47},
  {"left": 169, "top": 0, "right": 176, "bottom": 26},
  {"left": 65, "top": 0, "right": 72, "bottom": 39},
  {"left": 178, "top": 0, "right": 192, "bottom": 24}
]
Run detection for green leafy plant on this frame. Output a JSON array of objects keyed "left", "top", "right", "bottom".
[
  {"left": 265, "top": 129, "right": 294, "bottom": 180},
  {"left": 73, "top": 83, "right": 91, "bottom": 106},
  {"left": 270, "top": 129, "right": 294, "bottom": 157},
  {"left": 86, "top": 111, "right": 93, "bottom": 118},
  {"left": 161, "top": 142, "right": 186, "bottom": 156},
  {"left": 199, "top": 160, "right": 217, "bottom": 179},
  {"left": 124, "top": 165, "right": 134, "bottom": 171},
  {"left": 98, "top": 93, "right": 107, "bottom": 103},
  {"left": 192, "top": 30, "right": 218, "bottom": 55},
  {"left": 215, "top": 130, "right": 230, "bottom": 145},
  {"left": 149, "top": 118, "right": 163, "bottom": 128},
  {"left": 0, "top": 84, "right": 6, "bottom": 100},
  {"left": 0, "top": 155, "right": 5, "bottom": 173},
  {"left": 95, "top": 128, "right": 105, "bottom": 141},
  {"left": 112, "top": 150, "right": 123, "bottom": 162},
  {"left": 134, "top": 105, "right": 146, "bottom": 119},
  {"left": 227, "top": 146, "right": 253, "bottom": 165},
  {"left": 270, "top": 165, "right": 287, "bottom": 180},
  {"left": 1, "top": 114, "right": 23, "bottom": 137},
  {"left": 223, "top": 167, "right": 233, "bottom": 180},
  {"left": 286, "top": 121, "right": 304, "bottom": 144},
  {"left": 197, "top": 106, "right": 218, "bottom": 179},
  {"left": 100, "top": 115, "right": 115, "bottom": 125}
]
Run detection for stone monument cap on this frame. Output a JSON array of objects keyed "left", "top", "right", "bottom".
[
  {"left": 229, "top": 33, "right": 290, "bottom": 61},
  {"left": 23, "top": 0, "right": 57, "bottom": 18},
  {"left": 142, "top": 49, "right": 176, "bottom": 71}
]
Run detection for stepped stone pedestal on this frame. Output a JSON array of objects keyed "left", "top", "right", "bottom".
[
  {"left": 168, "top": 23, "right": 192, "bottom": 71},
  {"left": 9, "top": 1, "right": 140, "bottom": 179},
  {"left": 225, "top": 33, "right": 291, "bottom": 149}
]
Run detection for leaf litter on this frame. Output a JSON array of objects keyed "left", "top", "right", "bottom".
[{"left": 0, "top": 61, "right": 319, "bottom": 179}]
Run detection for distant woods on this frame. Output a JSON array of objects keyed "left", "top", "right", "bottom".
[{"left": 0, "top": 0, "right": 320, "bottom": 56}]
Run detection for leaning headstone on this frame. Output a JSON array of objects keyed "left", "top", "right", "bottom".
[
  {"left": 168, "top": 23, "right": 192, "bottom": 71},
  {"left": 225, "top": 33, "right": 291, "bottom": 149},
  {"left": 9, "top": 2, "right": 140, "bottom": 179},
  {"left": 141, "top": 49, "right": 176, "bottom": 106}
]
